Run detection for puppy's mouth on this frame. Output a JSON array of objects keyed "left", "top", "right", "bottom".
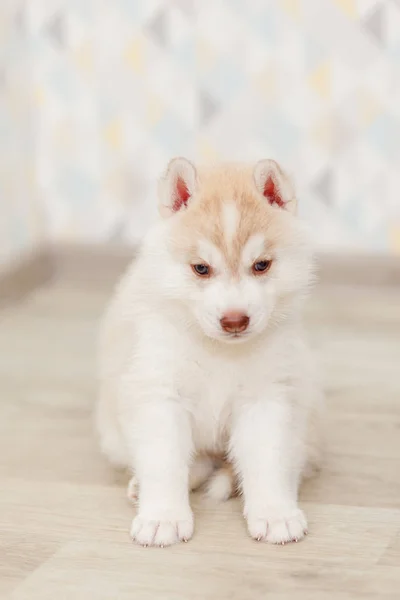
[{"left": 221, "top": 330, "right": 251, "bottom": 343}]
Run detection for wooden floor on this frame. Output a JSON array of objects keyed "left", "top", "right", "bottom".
[{"left": 1, "top": 277, "right": 400, "bottom": 599}]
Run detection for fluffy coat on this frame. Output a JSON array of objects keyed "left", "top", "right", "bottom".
[{"left": 96, "top": 158, "right": 323, "bottom": 547}]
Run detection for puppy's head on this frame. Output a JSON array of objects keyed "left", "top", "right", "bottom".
[{"left": 154, "top": 157, "right": 313, "bottom": 343}]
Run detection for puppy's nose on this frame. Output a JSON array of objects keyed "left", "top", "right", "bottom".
[{"left": 220, "top": 311, "right": 250, "bottom": 334}]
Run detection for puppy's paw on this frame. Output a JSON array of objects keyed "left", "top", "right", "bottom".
[
  {"left": 126, "top": 476, "right": 138, "bottom": 505},
  {"left": 247, "top": 508, "right": 308, "bottom": 544},
  {"left": 130, "top": 513, "right": 194, "bottom": 547}
]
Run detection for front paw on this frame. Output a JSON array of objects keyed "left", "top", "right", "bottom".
[
  {"left": 246, "top": 508, "right": 308, "bottom": 544},
  {"left": 130, "top": 512, "right": 194, "bottom": 547}
]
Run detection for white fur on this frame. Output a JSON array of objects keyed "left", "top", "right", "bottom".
[
  {"left": 241, "top": 232, "right": 268, "bottom": 266},
  {"left": 96, "top": 160, "right": 323, "bottom": 547},
  {"left": 206, "top": 469, "right": 235, "bottom": 502},
  {"left": 127, "top": 455, "right": 216, "bottom": 505},
  {"left": 197, "top": 238, "right": 225, "bottom": 273},
  {"left": 222, "top": 202, "right": 239, "bottom": 250}
]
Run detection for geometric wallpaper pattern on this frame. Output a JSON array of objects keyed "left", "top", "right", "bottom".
[
  {"left": 0, "top": 0, "right": 43, "bottom": 269},
  {"left": 1, "top": 0, "right": 400, "bottom": 268}
]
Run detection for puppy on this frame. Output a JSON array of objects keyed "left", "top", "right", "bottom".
[{"left": 96, "top": 158, "right": 323, "bottom": 547}]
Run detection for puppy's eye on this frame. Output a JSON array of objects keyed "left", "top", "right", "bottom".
[
  {"left": 192, "top": 264, "right": 211, "bottom": 277},
  {"left": 252, "top": 260, "right": 272, "bottom": 275}
]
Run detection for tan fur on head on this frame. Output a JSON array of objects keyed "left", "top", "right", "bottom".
[{"left": 164, "top": 160, "right": 299, "bottom": 275}]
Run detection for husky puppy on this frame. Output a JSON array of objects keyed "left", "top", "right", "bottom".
[{"left": 96, "top": 158, "right": 323, "bottom": 547}]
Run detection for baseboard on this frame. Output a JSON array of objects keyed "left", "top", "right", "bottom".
[
  {"left": 1, "top": 243, "right": 399, "bottom": 308},
  {"left": 52, "top": 243, "right": 400, "bottom": 288},
  {"left": 51, "top": 242, "right": 135, "bottom": 284},
  {"left": 0, "top": 247, "right": 55, "bottom": 309},
  {"left": 316, "top": 252, "right": 400, "bottom": 286}
]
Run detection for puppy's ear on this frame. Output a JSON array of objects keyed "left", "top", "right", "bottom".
[
  {"left": 253, "top": 159, "right": 297, "bottom": 214},
  {"left": 158, "top": 157, "right": 198, "bottom": 218}
]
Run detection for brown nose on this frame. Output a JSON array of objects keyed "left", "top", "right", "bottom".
[{"left": 220, "top": 311, "right": 250, "bottom": 334}]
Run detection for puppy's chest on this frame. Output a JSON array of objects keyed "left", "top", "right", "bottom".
[{"left": 178, "top": 354, "right": 260, "bottom": 450}]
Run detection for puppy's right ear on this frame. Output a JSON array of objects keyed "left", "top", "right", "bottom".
[{"left": 158, "top": 157, "right": 198, "bottom": 218}]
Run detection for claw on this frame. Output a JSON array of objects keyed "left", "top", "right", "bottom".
[
  {"left": 281, "top": 541, "right": 285, "bottom": 546},
  {"left": 160, "top": 544, "right": 164, "bottom": 548},
  {"left": 294, "top": 538, "right": 298, "bottom": 543},
  {"left": 256, "top": 536, "right": 262, "bottom": 542},
  {"left": 183, "top": 538, "right": 188, "bottom": 543}
]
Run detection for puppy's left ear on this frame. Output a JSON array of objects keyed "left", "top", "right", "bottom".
[
  {"left": 254, "top": 159, "right": 297, "bottom": 214},
  {"left": 158, "top": 157, "right": 198, "bottom": 218}
]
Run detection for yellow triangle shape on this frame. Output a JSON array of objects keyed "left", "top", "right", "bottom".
[
  {"left": 146, "top": 94, "right": 163, "bottom": 127},
  {"left": 312, "top": 116, "right": 334, "bottom": 151},
  {"left": 74, "top": 43, "right": 93, "bottom": 74},
  {"left": 27, "top": 166, "right": 36, "bottom": 193},
  {"left": 124, "top": 38, "right": 143, "bottom": 73},
  {"left": 104, "top": 119, "right": 122, "bottom": 150},
  {"left": 333, "top": 0, "right": 356, "bottom": 19},
  {"left": 254, "top": 65, "right": 276, "bottom": 101},
  {"left": 358, "top": 91, "right": 381, "bottom": 127},
  {"left": 105, "top": 170, "right": 123, "bottom": 197},
  {"left": 279, "top": 0, "right": 301, "bottom": 21},
  {"left": 309, "top": 62, "right": 331, "bottom": 99},
  {"left": 34, "top": 86, "right": 46, "bottom": 106},
  {"left": 197, "top": 40, "right": 215, "bottom": 71},
  {"left": 197, "top": 137, "right": 220, "bottom": 162},
  {"left": 389, "top": 226, "right": 400, "bottom": 254},
  {"left": 53, "top": 122, "right": 70, "bottom": 150}
]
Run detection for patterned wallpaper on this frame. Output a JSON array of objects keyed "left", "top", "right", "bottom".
[
  {"left": 0, "top": 1, "right": 43, "bottom": 269},
  {"left": 1, "top": 0, "right": 400, "bottom": 266}
]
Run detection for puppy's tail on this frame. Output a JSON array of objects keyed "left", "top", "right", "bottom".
[{"left": 205, "top": 463, "right": 238, "bottom": 502}]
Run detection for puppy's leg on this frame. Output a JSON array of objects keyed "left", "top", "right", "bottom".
[
  {"left": 230, "top": 393, "right": 308, "bottom": 544},
  {"left": 124, "top": 398, "right": 194, "bottom": 547},
  {"left": 127, "top": 454, "right": 214, "bottom": 505}
]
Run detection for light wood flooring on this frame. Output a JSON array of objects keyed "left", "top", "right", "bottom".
[{"left": 1, "top": 277, "right": 400, "bottom": 599}]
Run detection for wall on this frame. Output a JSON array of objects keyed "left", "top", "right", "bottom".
[
  {"left": 0, "top": 1, "right": 43, "bottom": 270},
  {"left": 1, "top": 0, "right": 400, "bottom": 263}
]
